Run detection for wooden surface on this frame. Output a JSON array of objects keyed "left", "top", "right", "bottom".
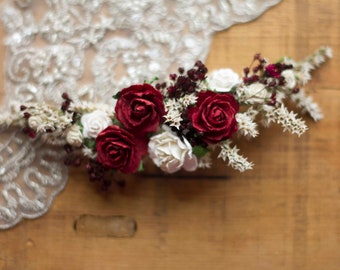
[{"left": 0, "top": 0, "right": 339, "bottom": 269}]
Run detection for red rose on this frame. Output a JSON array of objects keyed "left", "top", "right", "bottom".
[
  {"left": 96, "top": 125, "right": 146, "bottom": 174},
  {"left": 187, "top": 90, "right": 239, "bottom": 144},
  {"left": 115, "top": 84, "right": 165, "bottom": 134}
]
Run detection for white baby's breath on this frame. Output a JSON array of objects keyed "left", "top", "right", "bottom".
[
  {"left": 297, "top": 62, "right": 313, "bottom": 85},
  {"left": 69, "top": 101, "right": 114, "bottom": 116},
  {"left": 21, "top": 102, "right": 74, "bottom": 134},
  {"left": 66, "top": 125, "right": 83, "bottom": 147},
  {"left": 164, "top": 99, "right": 183, "bottom": 129},
  {"left": 197, "top": 152, "right": 212, "bottom": 169},
  {"left": 218, "top": 141, "right": 253, "bottom": 172},
  {"left": 262, "top": 104, "right": 308, "bottom": 136},
  {"left": 244, "top": 107, "right": 259, "bottom": 120},
  {"left": 178, "top": 93, "right": 197, "bottom": 107},
  {"left": 324, "top": 46, "right": 333, "bottom": 58},
  {"left": 82, "top": 146, "right": 97, "bottom": 159},
  {"left": 165, "top": 98, "right": 182, "bottom": 111},
  {"left": 281, "top": 69, "right": 297, "bottom": 89},
  {"left": 163, "top": 108, "right": 182, "bottom": 129},
  {"left": 293, "top": 47, "right": 332, "bottom": 86},
  {"left": 236, "top": 113, "right": 259, "bottom": 138},
  {"left": 290, "top": 89, "right": 323, "bottom": 121}
]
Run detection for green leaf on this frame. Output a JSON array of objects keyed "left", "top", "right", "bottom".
[
  {"left": 144, "top": 76, "right": 159, "bottom": 84},
  {"left": 84, "top": 138, "right": 96, "bottom": 149},
  {"left": 76, "top": 118, "right": 83, "bottom": 133},
  {"left": 112, "top": 118, "right": 121, "bottom": 126},
  {"left": 192, "top": 145, "right": 209, "bottom": 157},
  {"left": 112, "top": 93, "right": 120, "bottom": 99},
  {"left": 137, "top": 161, "right": 144, "bottom": 172},
  {"left": 276, "top": 57, "right": 286, "bottom": 63}
]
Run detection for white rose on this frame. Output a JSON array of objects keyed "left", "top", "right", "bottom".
[
  {"left": 207, "top": 68, "right": 241, "bottom": 92},
  {"left": 241, "top": 82, "right": 271, "bottom": 104},
  {"left": 66, "top": 125, "right": 83, "bottom": 147},
  {"left": 81, "top": 110, "right": 112, "bottom": 138},
  {"left": 28, "top": 116, "right": 43, "bottom": 130},
  {"left": 148, "top": 131, "right": 198, "bottom": 174},
  {"left": 281, "top": 69, "right": 297, "bottom": 89}
]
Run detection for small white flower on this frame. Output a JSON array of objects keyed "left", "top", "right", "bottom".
[
  {"left": 28, "top": 116, "right": 44, "bottom": 130},
  {"left": 197, "top": 152, "right": 212, "bottom": 169},
  {"left": 82, "top": 146, "right": 97, "bottom": 159},
  {"left": 290, "top": 88, "right": 323, "bottom": 121},
  {"left": 297, "top": 62, "right": 313, "bottom": 84},
  {"left": 283, "top": 57, "right": 296, "bottom": 67},
  {"left": 312, "top": 54, "right": 326, "bottom": 66},
  {"left": 148, "top": 131, "right": 198, "bottom": 174},
  {"left": 218, "top": 141, "right": 253, "bottom": 172},
  {"left": 239, "top": 82, "right": 271, "bottom": 104},
  {"left": 281, "top": 69, "right": 296, "bottom": 89},
  {"left": 236, "top": 113, "right": 258, "bottom": 138},
  {"left": 66, "top": 125, "right": 83, "bottom": 147},
  {"left": 81, "top": 110, "right": 112, "bottom": 138},
  {"left": 178, "top": 93, "right": 197, "bottom": 107},
  {"left": 207, "top": 68, "right": 241, "bottom": 92},
  {"left": 324, "top": 47, "right": 333, "bottom": 58},
  {"left": 163, "top": 109, "right": 183, "bottom": 129},
  {"left": 165, "top": 99, "right": 182, "bottom": 111}
]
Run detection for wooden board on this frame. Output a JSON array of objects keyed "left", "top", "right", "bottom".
[{"left": 0, "top": 0, "right": 339, "bottom": 269}]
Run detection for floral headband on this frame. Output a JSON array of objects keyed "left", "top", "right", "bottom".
[{"left": 0, "top": 47, "right": 332, "bottom": 190}]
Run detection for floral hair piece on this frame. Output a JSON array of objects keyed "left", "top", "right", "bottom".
[{"left": 0, "top": 47, "right": 332, "bottom": 190}]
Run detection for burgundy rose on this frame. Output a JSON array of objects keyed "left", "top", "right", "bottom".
[
  {"left": 96, "top": 125, "right": 146, "bottom": 174},
  {"left": 115, "top": 84, "right": 165, "bottom": 134},
  {"left": 187, "top": 90, "right": 239, "bottom": 144}
]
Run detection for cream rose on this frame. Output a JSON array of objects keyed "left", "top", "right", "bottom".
[
  {"left": 81, "top": 110, "right": 112, "bottom": 138},
  {"left": 240, "top": 82, "right": 271, "bottom": 104},
  {"left": 28, "top": 116, "right": 44, "bottom": 130},
  {"left": 207, "top": 68, "right": 241, "bottom": 92},
  {"left": 148, "top": 131, "right": 198, "bottom": 174},
  {"left": 66, "top": 125, "right": 83, "bottom": 147}
]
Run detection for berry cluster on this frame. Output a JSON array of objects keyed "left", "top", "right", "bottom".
[
  {"left": 172, "top": 116, "right": 208, "bottom": 148},
  {"left": 158, "top": 61, "right": 210, "bottom": 147},
  {"left": 156, "top": 60, "right": 208, "bottom": 98},
  {"left": 86, "top": 160, "right": 126, "bottom": 191},
  {"left": 20, "top": 105, "right": 37, "bottom": 138},
  {"left": 243, "top": 54, "right": 294, "bottom": 106},
  {"left": 243, "top": 54, "right": 293, "bottom": 87}
]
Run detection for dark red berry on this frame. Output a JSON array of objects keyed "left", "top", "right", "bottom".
[
  {"left": 64, "top": 144, "right": 73, "bottom": 154},
  {"left": 28, "top": 131, "right": 36, "bottom": 138},
  {"left": 62, "top": 92, "right": 69, "bottom": 100},
  {"left": 22, "top": 127, "right": 30, "bottom": 134}
]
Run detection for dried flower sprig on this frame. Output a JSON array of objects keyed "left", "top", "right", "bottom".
[{"left": 0, "top": 47, "right": 331, "bottom": 190}]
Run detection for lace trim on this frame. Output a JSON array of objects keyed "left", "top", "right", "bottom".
[{"left": 0, "top": 0, "right": 281, "bottom": 229}]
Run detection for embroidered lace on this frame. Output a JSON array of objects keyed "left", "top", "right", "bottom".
[{"left": 0, "top": 0, "right": 281, "bottom": 229}]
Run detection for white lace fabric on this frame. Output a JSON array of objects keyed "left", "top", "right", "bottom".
[{"left": 0, "top": 0, "right": 281, "bottom": 229}]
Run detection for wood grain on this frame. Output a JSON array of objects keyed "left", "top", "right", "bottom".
[{"left": 0, "top": 0, "right": 339, "bottom": 269}]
